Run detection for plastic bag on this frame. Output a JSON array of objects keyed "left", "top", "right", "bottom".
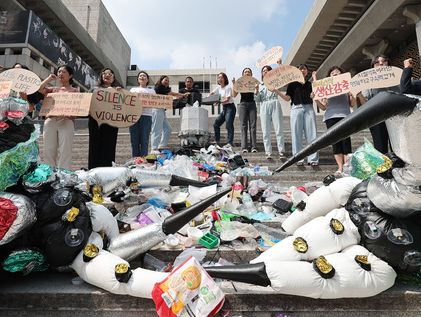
[{"left": 349, "top": 139, "right": 386, "bottom": 180}]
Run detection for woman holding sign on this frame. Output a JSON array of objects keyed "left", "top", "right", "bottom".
[
  {"left": 129, "top": 71, "right": 154, "bottom": 157},
  {"left": 88, "top": 68, "right": 119, "bottom": 169},
  {"left": 210, "top": 72, "right": 236, "bottom": 147},
  {"left": 39, "top": 64, "right": 79, "bottom": 170},
  {"left": 233, "top": 68, "right": 258, "bottom": 153},
  {"left": 254, "top": 66, "right": 285, "bottom": 160},
  {"left": 151, "top": 75, "right": 188, "bottom": 154},
  {"left": 314, "top": 66, "right": 353, "bottom": 176}
]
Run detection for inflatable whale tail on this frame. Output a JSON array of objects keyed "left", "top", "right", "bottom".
[{"left": 275, "top": 92, "right": 418, "bottom": 173}]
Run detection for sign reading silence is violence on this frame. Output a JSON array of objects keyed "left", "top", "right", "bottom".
[{"left": 40, "top": 88, "right": 173, "bottom": 128}]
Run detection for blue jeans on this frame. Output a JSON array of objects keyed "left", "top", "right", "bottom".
[
  {"left": 259, "top": 100, "right": 284, "bottom": 155},
  {"left": 290, "top": 104, "right": 318, "bottom": 163},
  {"left": 129, "top": 115, "right": 152, "bottom": 157},
  {"left": 151, "top": 108, "right": 172, "bottom": 150},
  {"left": 213, "top": 103, "right": 236, "bottom": 145}
]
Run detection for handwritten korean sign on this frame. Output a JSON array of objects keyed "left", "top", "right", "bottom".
[
  {"left": 263, "top": 65, "right": 304, "bottom": 91},
  {"left": 0, "top": 81, "right": 13, "bottom": 98},
  {"left": 40, "top": 92, "right": 92, "bottom": 117},
  {"left": 312, "top": 72, "right": 351, "bottom": 100},
  {"left": 90, "top": 88, "right": 141, "bottom": 128},
  {"left": 138, "top": 93, "right": 173, "bottom": 109},
  {"left": 0, "top": 68, "right": 41, "bottom": 94},
  {"left": 349, "top": 66, "right": 402, "bottom": 96},
  {"left": 256, "top": 46, "right": 283, "bottom": 68},
  {"left": 233, "top": 76, "right": 260, "bottom": 93}
]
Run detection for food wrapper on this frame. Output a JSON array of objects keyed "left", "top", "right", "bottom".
[{"left": 152, "top": 256, "right": 225, "bottom": 317}]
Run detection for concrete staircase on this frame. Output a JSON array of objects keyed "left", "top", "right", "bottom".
[
  {"left": 37, "top": 115, "right": 372, "bottom": 186},
  {"left": 2, "top": 116, "right": 420, "bottom": 316}
]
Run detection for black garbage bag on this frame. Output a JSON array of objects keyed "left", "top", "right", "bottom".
[
  {"left": 345, "top": 180, "right": 421, "bottom": 272},
  {"left": 0, "top": 122, "right": 34, "bottom": 152},
  {"left": 28, "top": 186, "right": 92, "bottom": 267}
]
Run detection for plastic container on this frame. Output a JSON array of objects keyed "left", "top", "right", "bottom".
[
  {"left": 187, "top": 227, "right": 204, "bottom": 244},
  {"left": 199, "top": 232, "right": 220, "bottom": 249}
]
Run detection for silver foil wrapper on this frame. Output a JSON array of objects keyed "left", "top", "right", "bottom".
[
  {"left": 367, "top": 175, "right": 421, "bottom": 218},
  {"left": 107, "top": 223, "right": 167, "bottom": 261},
  {"left": 131, "top": 168, "right": 171, "bottom": 188},
  {"left": 85, "top": 167, "right": 132, "bottom": 195},
  {"left": 0, "top": 192, "right": 37, "bottom": 245},
  {"left": 386, "top": 95, "right": 421, "bottom": 167}
]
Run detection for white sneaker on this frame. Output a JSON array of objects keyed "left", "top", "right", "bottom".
[
  {"left": 266, "top": 153, "right": 272, "bottom": 160},
  {"left": 150, "top": 149, "right": 160, "bottom": 155},
  {"left": 242, "top": 148, "right": 249, "bottom": 153},
  {"left": 251, "top": 148, "right": 258, "bottom": 153}
]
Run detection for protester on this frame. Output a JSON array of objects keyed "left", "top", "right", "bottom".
[
  {"left": 210, "top": 72, "right": 236, "bottom": 147},
  {"left": 88, "top": 68, "right": 119, "bottom": 169},
  {"left": 176, "top": 76, "right": 202, "bottom": 108},
  {"left": 401, "top": 58, "right": 421, "bottom": 94},
  {"left": 278, "top": 64, "right": 319, "bottom": 166},
  {"left": 129, "top": 71, "right": 154, "bottom": 157},
  {"left": 314, "top": 66, "right": 353, "bottom": 176},
  {"left": 254, "top": 66, "right": 285, "bottom": 159},
  {"left": 233, "top": 68, "right": 258, "bottom": 153},
  {"left": 151, "top": 75, "right": 188, "bottom": 154},
  {"left": 39, "top": 64, "right": 79, "bottom": 169},
  {"left": 360, "top": 54, "right": 399, "bottom": 154}
]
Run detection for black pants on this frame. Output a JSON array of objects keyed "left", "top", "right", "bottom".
[
  {"left": 369, "top": 122, "right": 389, "bottom": 154},
  {"left": 88, "top": 116, "right": 118, "bottom": 169},
  {"left": 325, "top": 117, "right": 352, "bottom": 154}
]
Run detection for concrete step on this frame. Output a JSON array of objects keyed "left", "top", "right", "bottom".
[{"left": 1, "top": 267, "right": 420, "bottom": 317}]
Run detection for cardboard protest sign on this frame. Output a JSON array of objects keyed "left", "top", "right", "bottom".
[
  {"left": 312, "top": 72, "right": 351, "bottom": 100},
  {"left": 256, "top": 46, "right": 283, "bottom": 68},
  {"left": 139, "top": 93, "right": 173, "bottom": 109},
  {"left": 233, "top": 76, "right": 260, "bottom": 93},
  {"left": 349, "top": 66, "right": 402, "bottom": 96},
  {"left": 90, "top": 88, "right": 141, "bottom": 128},
  {"left": 263, "top": 65, "right": 304, "bottom": 91},
  {"left": 0, "top": 68, "right": 41, "bottom": 94},
  {"left": 40, "top": 92, "right": 92, "bottom": 117},
  {"left": 0, "top": 81, "right": 13, "bottom": 98}
]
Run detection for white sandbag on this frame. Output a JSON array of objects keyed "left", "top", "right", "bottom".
[
  {"left": 265, "top": 245, "right": 396, "bottom": 299},
  {"left": 128, "top": 268, "right": 169, "bottom": 298},
  {"left": 252, "top": 208, "right": 360, "bottom": 264},
  {"left": 87, "top": 201, "right": 119, "bottom": 240},
  {"left": 282, "top": 177, "right": 361, "bottom": 233}
]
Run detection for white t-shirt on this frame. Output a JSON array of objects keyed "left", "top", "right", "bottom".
[
  {"left": 212, "top": 85, "right": 234, "bottom": 105},
  {"left": 130, "top": 86, "right": 155, "bottom": 116}
]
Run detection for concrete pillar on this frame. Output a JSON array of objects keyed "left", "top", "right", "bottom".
[
  {"left": 22, "top": 48, "right": 31, "bottom": 56},
  {"left": 362, "top": 39, "right": 388, "bottom": 61},
  {"left": 5, "top": 48, "right": 14, "bottom": 55},
  {"left": 37, "top": 56, "right": 44, "bottom": 66},
  {"left": 403, "top": 4, "right": 421, "bottom": 59}
]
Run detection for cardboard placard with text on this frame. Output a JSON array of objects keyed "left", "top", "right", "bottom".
[
  {"left": 0, "top": 68, "right": 41, "bottom": 94},
  {"left": 0, "top": 81, "right": 13, "bottom": 98},
  {"left": 312, "top": 72, "right": 351, "bottom": 100},
  {"left": 139, "top": 93, "right": 173, "bottom": 109},
  {"left": 233, "top": 76, "right": 260, "bottom": 93},
  {"left": 90, "top": 88, "right": 141, "bottom": 128},
  {"left": 263, "top": 65, "right": 304, "bottom": 91},
  {"left": 349, "top": 66, "right": 402, "bottom": 96},
  {"left": 256, "top": 46, "right": 283, "bottom": 68},
  {"left": 40, "top": 92, "right": 92, "bottom": 117}
]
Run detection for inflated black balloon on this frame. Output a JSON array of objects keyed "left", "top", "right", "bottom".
[{"left": 345, "top": 180, "right": 421, "bottom": 272}]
